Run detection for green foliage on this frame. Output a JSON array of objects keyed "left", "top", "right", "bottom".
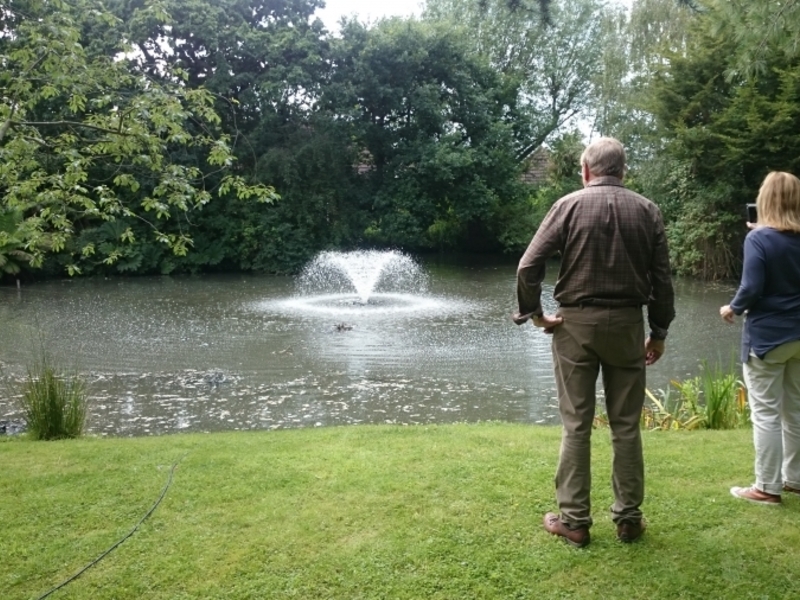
[
  {"left": 635, "top": 1, "right": 800, "bottom": 278},
  {"left": 590, "top": 0, "right": 696, "bottom": 161},
  {"left": 11, "top": 0, "right": 797, "bottom": 279},
  {"left": 631, "top": 386, "right": 705, "bottom": 430},
  {"left": 424, "top": 0, "right": 607, "bottom": 161},
  {"left": 545, "top": 131, "right": 584, "bottom": 181},
  {"left": 18, "top": 356, "right": 88, "bottom": 440},
  {"left": 593, "top": 359, "right": 749, "bottom": 431},
  {"left": 699, "top": 360, "right": 749, "bottom": 430},
  {"left": 103, "top": 0, "right": 351, "bottom": 274},
  {"left": 706, "top": 0, "right": 800, "bottom": 78},
  {"left": 326, "top": 19, "right": 527, "bottom": 252},
  {"left": 637, "top": 360, "right": 748, "bottom": 430},
  {"left": 0, "top": 0, "right": 278, "bottom": 276},
  {"left": 499, "top": 132, "right": 583, "bottom": 252},
  {"left": 0, "top": 210, "right": 33, "bottom": 279}
]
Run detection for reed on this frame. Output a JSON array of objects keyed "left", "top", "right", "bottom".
[
  {"left": 699, "top": 359, "right": 749, "bottom": 429},
  {"left": 596, "top": 360, "right": 749, "bottom": 431},
  {"left": 18, "top": 354, "right": 87, "bottom": 440},
  {"left": 644, "top": 360, "right": 748, "bottom": 431}
]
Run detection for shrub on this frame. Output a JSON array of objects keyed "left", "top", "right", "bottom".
[{"left": 19, "top": 356, "right": 87, "bottom": 440}]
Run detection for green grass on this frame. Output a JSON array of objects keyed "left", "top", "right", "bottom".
[{"left": 2, "top": 424, "right": 798, "bottom": 599}]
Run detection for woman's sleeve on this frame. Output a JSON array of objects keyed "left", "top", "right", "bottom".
[{"left": 730, "top": 232, "right": 766, "bottom": 314}]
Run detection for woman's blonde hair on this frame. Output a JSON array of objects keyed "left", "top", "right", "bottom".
[{"left": 756, "top": 171, "right": 800, "bottom": 233}]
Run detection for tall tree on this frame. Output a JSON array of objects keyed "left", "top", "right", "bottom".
[
  {"left": 643, "top": 1, "right": 800, "bottom": 278},
  {"left": 590, "top": 0, "right": 695, "bottom": 160},
  {"left": 324, "top": 18, "right": 527, "bottom": 251},
  {"left": 0, "top": 0, "right": 276, "bottom": 275},
  {"left": 707, "top": 0, "right": 800, "bottom": 77},
  {"left": 424, "top": 0, "right": 607, "bottom": 161},
  {"left": 100, "top": 0, "right": 342, "bottom": 274}
]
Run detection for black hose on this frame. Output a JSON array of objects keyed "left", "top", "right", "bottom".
[{"left": 35, "top": 457, "right": 183, "bottom": 600}]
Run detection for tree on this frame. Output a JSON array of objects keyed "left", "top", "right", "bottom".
[
  {"left": 642, "top": 2, "right": 800, "bottom": 278},
  {"left": 324, "top": 18, "right": 527, "bottom": 251},
  {"left": 95, "top": 0, "right": 358, "bottom": 274},
  {"left": 706, "top": 0, "right": 800, "bottom": 78},
  {"left": 589, "top": 0, "right": 696, "bottom": 161},
  {"left": 0, "top": 0, "right": 277, "bottom": 275},
  {"left": 424, "top": 0, "right": 608, "bottom": 161},
  {"left": 0, "top": 210, "right": 33, "bottom": 280}
]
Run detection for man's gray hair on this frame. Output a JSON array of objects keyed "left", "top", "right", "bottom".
[{"left": 580, "top": 137, "right": 626, "bottom": 178}]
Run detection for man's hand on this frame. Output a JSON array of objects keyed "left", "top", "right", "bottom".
[
  {"left": 645, "top": 337, "right": 665, "bottom": 365},
  {"left": 720, "top": 304, "right": 735, "bottom": 324},
  {"left": 532, "top": 313, "right": 563, "bottom": 334}
]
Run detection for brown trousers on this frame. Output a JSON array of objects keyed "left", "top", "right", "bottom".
[{"left": 551, "top": 305, "right": 646, "bottom": 528}]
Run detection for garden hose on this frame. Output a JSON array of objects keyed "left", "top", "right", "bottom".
[{"left": 35, "top": 455, "right": 185, "bottom": 600}]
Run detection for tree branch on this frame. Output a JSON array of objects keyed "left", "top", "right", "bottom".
[
  {"left": 12, "top": 120, "right": 136, "bottom": 136},
  {"left": 0, "top": 50, "right": 51, "bottom": 143}
]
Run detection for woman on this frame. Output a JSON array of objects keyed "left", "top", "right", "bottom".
[{"left": 721, "top": 171, "right": 800, "bottom": 505}]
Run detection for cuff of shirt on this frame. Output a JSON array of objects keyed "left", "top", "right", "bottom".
[{"left": 512, "top": 311, "right": 542, "bottom": 325}]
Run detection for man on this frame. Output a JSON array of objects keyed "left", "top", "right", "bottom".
[{"left": 513, "top": 137, "right": 675, "bottom": 547}]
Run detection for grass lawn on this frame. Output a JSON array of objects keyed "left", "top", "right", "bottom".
[{"left": 2, "top": 423, "right": 797, "bottom": 599}]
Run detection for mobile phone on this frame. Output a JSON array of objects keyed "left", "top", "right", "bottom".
[{"left": 747, "top": 203, "right": 757, "bottom": 223}]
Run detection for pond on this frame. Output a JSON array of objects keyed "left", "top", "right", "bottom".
[{"left": 0, "top": 255, "right": 741, "bottom": 436}]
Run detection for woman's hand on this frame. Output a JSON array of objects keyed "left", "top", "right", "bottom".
[{"left": 720, "top": 304, "right": 735, "bottom": 324}]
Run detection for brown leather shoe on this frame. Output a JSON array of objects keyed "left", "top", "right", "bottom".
[
  {"left": 784, "top": 484, "right": 800, "bottom": 497},
  {"left": 730, "top": 486, "right": 781, "bottom": 505},
  {"left": 543, "top": 512, "right": 590, "bottom": 548},
  {"left": 616, "top": 519, "right": 646, "bottom": 543}
]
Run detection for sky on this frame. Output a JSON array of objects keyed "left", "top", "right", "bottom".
[
  {"left": 316, "top": 0, "right": 424, "bottom": 30},
  {"left": 316, "top": 0, "right": 633, "bottom": 33}
]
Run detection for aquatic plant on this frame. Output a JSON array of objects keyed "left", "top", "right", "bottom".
[
  {"left": 18, "top": 355, "right": 87, "bottom": 440},
  {"left": 597, "top": 360, "right": 749, "bottom": 431}
]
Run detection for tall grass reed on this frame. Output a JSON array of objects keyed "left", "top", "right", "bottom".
[
  {"left": 596, "top": 360, "right": 749, "bottom": 431},
  {"left": 18, "top": 354, "right": 88, "bottom": 440}
]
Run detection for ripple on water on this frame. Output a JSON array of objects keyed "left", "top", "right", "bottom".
[
  {"left": 1, "top": 368, "right": 561, "bottom": 436},
  {"left": 251, "top": 292, "right": 475, "bottom": 319}
]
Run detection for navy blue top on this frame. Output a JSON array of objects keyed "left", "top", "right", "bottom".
[{"left": 729, "top": 227, "right": 800, "bottom": 362}]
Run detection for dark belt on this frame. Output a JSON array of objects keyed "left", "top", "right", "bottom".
[{"left": 559, "top": 302, "right": 643, "bottom": 309}]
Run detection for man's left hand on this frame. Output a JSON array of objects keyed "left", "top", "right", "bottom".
[
  {"left": 645, "top": 337, "right": 665, "bottom": 365},
  {"left": 532, "top": 313, "right": 563, "bottom": 334}
]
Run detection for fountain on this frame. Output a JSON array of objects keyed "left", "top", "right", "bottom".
[
  {"left": 266, "top": 249, "right": 462, "bottom": 317},
  {"left": 297, "top": 250, "right": 427, "bottom": 304}
]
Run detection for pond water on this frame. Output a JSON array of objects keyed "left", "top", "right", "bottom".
[{"left": 0, "top": 257, "right": 742, "bottom": 436}]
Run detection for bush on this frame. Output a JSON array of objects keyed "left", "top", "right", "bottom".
[{"left": 19, "top": 356, "right": 88, "bottom": 440}]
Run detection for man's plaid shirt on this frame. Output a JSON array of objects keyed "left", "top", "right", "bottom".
[{"left": 514, "top": 176, "right": 675, "bottom": 339}]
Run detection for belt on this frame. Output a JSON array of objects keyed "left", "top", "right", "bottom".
[{"left": 559, "top": 302, "right": 644, "bottom": 309}]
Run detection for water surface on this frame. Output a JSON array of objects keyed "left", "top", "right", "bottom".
[{"left": 0, "top": 261, "right": 741, "bottom": 436}]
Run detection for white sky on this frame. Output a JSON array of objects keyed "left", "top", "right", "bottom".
[
  {"left": 316, "top": 0, "right": 634, "bottom": 33},
  {"left": 317, "top": 0, "right": 424, "bottom": 31}
]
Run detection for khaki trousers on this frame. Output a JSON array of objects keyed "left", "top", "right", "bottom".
[
  {"left": 743, "top": 340, "right": 800, "bottom": 495},
  {"left": 551, "top": 305, "right": 646, "bottom": 528}
]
